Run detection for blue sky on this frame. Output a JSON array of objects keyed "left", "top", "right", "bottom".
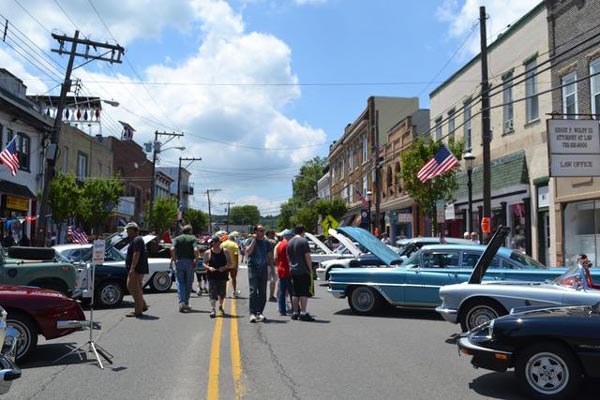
[{"left": 0, "top": 0, "right": 540, "bottom": 216}]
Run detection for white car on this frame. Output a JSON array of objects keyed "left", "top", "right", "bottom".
[
  {"left": 305, "top": 232, "right": 356, "bottom": 265},
  {"left": 315, "top": 229, "right": 369, "bottom": 281},
  {"left": 54, "top": 240, "right": 173, "bottom": 293}
]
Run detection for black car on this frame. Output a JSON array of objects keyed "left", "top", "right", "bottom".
[{"left": 457, "top": 304, "right": 600, "bottom": 400}]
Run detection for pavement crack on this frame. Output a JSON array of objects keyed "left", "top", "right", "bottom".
[
  {"left": 256, "top": 326, "right": 301, "bottom": 400},
  {"left": 25, "top": 364, "right": 71, "bottom": 400}
]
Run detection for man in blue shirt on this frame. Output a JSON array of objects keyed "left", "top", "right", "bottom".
[{"left": 245, "top": 225, "right": 274, "bottom": 323}]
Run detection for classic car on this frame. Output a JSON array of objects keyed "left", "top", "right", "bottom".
[
  {"left": 55, "top": 242, "right": 173, "bottom": 293},
  {"left": 304, "top": 232, "right": 356, "bottom": 265},
  {"left": 327, "top": 227, "right": 573, "bottom": 316},
  {"left": 395, "top": 236, "right": 474, "bottom": 260},
  {"left": 0, "top": 246, "right": 77, "bottom": 296},
  {"left": 0, "top": 306, "right": 20, "bottom": 395},
  {"left": 437, "top": 263, "right": 600, "bottom": 332},
  {"left": 457, "top": 303, "right": 600, "bottom": 400},
  {"left": 0, "top": 285, "right": 86, "bottom": 361}
]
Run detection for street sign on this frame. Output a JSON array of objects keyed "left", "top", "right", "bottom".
[
  {"left": 547, "top": 119, "right": 600, "bottom": 176},
  {"left": 92, "top": 239, "right": 105, "bottom": 265},
  {"left": 321, "top": 215, "right": 339, "bottom": 236}
]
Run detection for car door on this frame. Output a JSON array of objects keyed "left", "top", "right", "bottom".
[{"left": 404, "top": 249, "right": 461, "bottom": 306}]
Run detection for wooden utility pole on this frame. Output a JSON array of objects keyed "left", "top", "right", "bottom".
[
  {"left": 479, "top": 6, "right": 492, "bottom": 244},
  {"left": 221, "top": 201, "right": 234, "bottom": 232},
  {"left": 206, "top": 189, "right": 221, "bottom": 234},
  {"left": 177, "top": 157, "right": 202, "bottom": 207},
  {"left": 37, "top": 31, "right": 124, "bottom": 246}
]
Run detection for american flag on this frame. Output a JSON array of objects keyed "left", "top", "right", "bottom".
[
  {"left": 355, "top": 188, "right": 369, "bottom": 209},
  {"left": 417, "top": 144, "right": 459, "bottom": 183},
  {"left": 0, "top": 137, "right": 20, "bottom": 176},
  {"left": 67, "top": 226, "right": 89, "bottom": 244}
]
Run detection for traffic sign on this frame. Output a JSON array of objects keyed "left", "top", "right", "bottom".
[{"left": 321, "top": 215, "right": 339, "bottom": 236}]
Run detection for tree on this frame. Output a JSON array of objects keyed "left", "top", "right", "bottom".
[
  {"left": 184, "top": 208, "right": 208, "bottom": 234},
  {"left": 229, "top": 205, "right": 260, "bottom": 226},
  {"left": 48, "top": 173, "right": 81, "bottom": 243},
  {"left": 292, "top": 206, "right": 319, "bottom": 233},
  {"left": 151, "top": 197, "right": 179, "bottom": 233},
  {"left": 315, "top": 198, "right": 347, "bottom": 221},
  {"left": 401, "top": 138, "right": 464, "bottom": 235},
  {"left": 77, "top": 178, "right": 124, "bottom": 235},
  {"left": 292, "top": 156, "right": 325, "bottom": 203},
  {"left": 278, "top": 200, "right": 298, "bottom": 230}
]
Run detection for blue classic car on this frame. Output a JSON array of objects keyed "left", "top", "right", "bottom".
[{"left": 328, "top": 227, "right": 574, "bottom": 315}]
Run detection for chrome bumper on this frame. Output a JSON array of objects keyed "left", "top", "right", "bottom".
[
  {"left": 316, "top": 269, "right": 326, "bottom": 281},
  {"left": 57, "top": 320, "right": 89, "bottom": 330},
  {"left": 327, "top": 287, "right": 345, "bottom": 299},
  {"left": 435, "top": 306, "right": 458, "bottom": 324}
]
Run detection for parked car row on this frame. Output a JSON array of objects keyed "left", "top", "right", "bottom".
[{"left": 326, "top": 226, "right": 600, "bottom": 399}]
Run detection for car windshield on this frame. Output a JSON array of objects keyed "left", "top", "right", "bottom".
[
  {"left": 552, "top": 265, "right": 584, "bottom": 289},
  {"left": 509, "top": 251, "right": 547, "bottom": 269},
  {"left": 401, "top": 251, "right": 420, "bottom": 268}
]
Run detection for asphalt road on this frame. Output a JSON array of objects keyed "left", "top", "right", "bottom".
[{"left": 7, "top": 267, "right": 600, "bottom": 400}]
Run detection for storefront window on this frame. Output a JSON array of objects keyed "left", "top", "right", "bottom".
[
  {"left": 510, "top": 203, "right": 526, "bottom": 253},
  {"left": 564, "top": 200, "right": 600, "bottom": 267}
]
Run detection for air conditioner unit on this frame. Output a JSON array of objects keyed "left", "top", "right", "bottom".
[{"left": 504, "top": 119, "right": 514, "bottom": 131}]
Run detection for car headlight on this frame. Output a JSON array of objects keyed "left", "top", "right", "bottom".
[{"left": 470, "top": 319, "right": 495, "bottom": 340}]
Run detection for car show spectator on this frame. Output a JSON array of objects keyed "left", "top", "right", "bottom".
[
  {"left": 274, "top": 229, "right": 293, "bottom": 316},
  {"left": 287, "top": 224, "right": 315, "bottom": 321},
  {"left": 220, "top": 234, "right": 240, "bottom": 298},
  {"left": 204, "top": 236, "right": 231, "bottom": 318},
  {"left": 171, "top": 225, "right": 200, "bottom": 313},
  {"left": 124, "top": 222, "right": 149, "bottom": 318},
  {"left": 245, "top": 225, "right": 273, "bottom": 323},
  {"left": 265, "top": 229, "right": 278, "bottom": 302}
]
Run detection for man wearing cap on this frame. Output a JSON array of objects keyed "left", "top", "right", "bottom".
[
  {"left": 124, "top": 222, "right": 149, "bottom": 317},
  {"left": 171, "top": 224, "right": 200, "bottom": 313},
  {"left": 274, "top": 229, "right": 293, "bottom": 316},
  {"left": 245, "top": 224, "right": 274, "bottom": 322},
  {"left": 220, "top": 234, "right": 240, "bottom": 298}
]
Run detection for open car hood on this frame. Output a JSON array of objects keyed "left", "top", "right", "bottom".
[
  {"left": 327, "top": 229, "right": 362, "bottom": 257},
  {"left": 305, "top": 232, "right": 333, "bottom": 254},
  {"left": 336, "top": 227, "right": 401, "bottom": 266},
  {"left": 467, "top": 226, "right": 511, "bottom": 284}
]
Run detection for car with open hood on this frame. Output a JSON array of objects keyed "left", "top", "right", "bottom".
[
  {"left": 457, "top": 303, "right": 600, "bottom": 399},
  {"left": 304, "top": 232, "right": 356, "bottom": 266},
  {"left": 327, "top": 227, "right": 577, "bottom": 316},
  {"left": 437, "top": 254, "right": 600, "bottom": 331}
]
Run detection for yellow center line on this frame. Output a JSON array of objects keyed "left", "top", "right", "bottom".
[
  {"left": 207, "top": 293, "right": 224, "bottom": 400},
  {"left": 230, "top": 292, "right": 243, "bottom": 399}
]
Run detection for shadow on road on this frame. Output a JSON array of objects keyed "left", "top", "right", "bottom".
[
  {"left": 18, "top": 343, "right": 103, "bottom": 369},
  {"left": 333, "top": 307, "right": 442, "bottom": 321}
]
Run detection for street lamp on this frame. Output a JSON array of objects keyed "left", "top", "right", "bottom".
[
  {"left": 366, "top": 190, "right": 373, "bottom": 233},
  {"left": 464, "top": 152, "right": 476, "bottom": 234}
]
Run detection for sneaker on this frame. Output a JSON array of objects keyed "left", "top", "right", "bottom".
[
  {"left": 218, "top": 306, "right": 225, "bottom": 316},
  {"left": 179, "top": 303, "right": 186, "bottom": 313},
  {"left": 299, "top": 313, "right": 315, "bottom": 322},
  {"left": 126, "top": 311, "right": 142, "bottom": 318},
  {"left": 256, "top": 313, "right": 266, "bottom": 322},
  {"left": 209, "top": 309, "right": 216, "bottom": 318},
  {"left": 268, "top": 296, "right": 277, "bottom": 302},
  {"left": 249, "top": 314, "right": 257, "bottom": 323},
  {"left": 291, "top": 313, "right": 299, "bottom": 320},
  {"left": 279, "top": 311, "right": 287, "bottom": 316},
  {"left": 184, "top": 304, "right": 192, "bottom": 312}
]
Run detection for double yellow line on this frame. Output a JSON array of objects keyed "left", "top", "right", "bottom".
[{"left": 206, "top": 285, "right": 243, "bottom": 400}]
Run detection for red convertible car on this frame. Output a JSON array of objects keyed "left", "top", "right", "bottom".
[{"left": 0, "top": 285, "right": 86, "bottom": 361}]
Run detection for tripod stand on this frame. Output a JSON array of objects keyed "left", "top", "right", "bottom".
[{"left": 54, "top": 262, "right": 114, "bottom": 369}]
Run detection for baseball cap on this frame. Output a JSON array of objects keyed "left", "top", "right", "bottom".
[
  {"left": 209, "top": 235, "right": 220, "bottom": 244},
  {"left": 279, "top": 229, "right": 293, "bottom": 237},
  {"left": 125, "top": 222, "right": 139, "bottom": 230}
]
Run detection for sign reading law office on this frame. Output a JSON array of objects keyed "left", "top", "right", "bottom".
[
  {"left": 547, "top": 119, "right": 600, "bottom": 176},
  {"left": 6, "top": 195, "right": 29, "bottom": 211}
]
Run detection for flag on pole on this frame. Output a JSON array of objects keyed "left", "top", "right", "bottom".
[
  {"left": 67, "top": 226, "right": 89, "bottom": 244},
  {"left": 417, "top": 144, "right": 459, "bottom": 183},
  {"left": 354, "top": 188, "right": 369, "bottom": 210},
  {"left": 0, "top": 137, "right": 20, "bottom": 176}
]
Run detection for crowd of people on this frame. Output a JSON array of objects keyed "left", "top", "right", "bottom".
[{"left": 124, "top": 222, "right": 316, "bottom": 322}]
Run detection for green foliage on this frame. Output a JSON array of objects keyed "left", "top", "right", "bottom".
[
  {"left": 48, "top": 174, "right": 80, "bottom": 222},
  {"left": 184, "top": 208, "right": 208, "bottom": 234},
  {"left": 315, "top": 198, "right": 347, "bottom": 221},
  {"left": 292, "top": 156, "right": 325, "bottom": 203},
  {"left": 77, "top": 178, "right": 124, "bottom": 234},
  {"left": 152, "top": 197, "right": 179, "bottom": 233},
  {"left": 401, "top": 138, "right": 464, "bottom": 235},
  {"left": 229, "top": 205, "right": 260, "bottom": 226},
  {"left": 291, "top": 206, "right": 319, "bottom": 233},
  {"left": 259, "top": 215, "right": 279, "bottom": 230}
]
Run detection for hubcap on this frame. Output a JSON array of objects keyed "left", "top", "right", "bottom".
[
  {"left": 467, "top": 306, "right": 498, "bottom": 330},
  {"left": 8, "top": 321, "right": 30, "bottom": 359},
  {"left": 101, "top": 285, "right": 120, "bottom": 305},
  {"left": 353, "top": 289, "right": 374, "bottom": 312},
  {"left": 526, "top": 352, "right": 569, "bottom": 395},
  {"left": 154, "top": 272, "right": 171, "bottom": 291}
]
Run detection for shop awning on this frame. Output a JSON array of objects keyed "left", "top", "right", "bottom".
[
  {"left": 0, "top": 180, "right": 35, "bottom": 198},
  {"left": 454, "top": 151, "right": 529, "bottom": 201}
]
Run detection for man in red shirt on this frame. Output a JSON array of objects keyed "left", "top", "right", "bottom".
[{"left": 274, "top": 229, "right": 293, "bottom": 316}]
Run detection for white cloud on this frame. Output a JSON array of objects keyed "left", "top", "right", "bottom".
[
  {"left": 437, "top": 0, "right": 542, "bottom": 57},
  {"left": 0, "top": 0, "right": 324, "bottom": 213}
]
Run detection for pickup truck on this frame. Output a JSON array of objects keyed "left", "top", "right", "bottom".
[{"left": 0, "top": 246, "right": 77, "bottom": 296}]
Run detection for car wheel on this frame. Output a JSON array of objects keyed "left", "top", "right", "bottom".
[
  {"left": 95, "top": 280, "right": 124, "bottom": 307},
  {"left": 7, "top": 311, "right": 39, "bottom": 362},
  {"left": 460, "top": 299, "right": 506, "bottom": 332},
  {"left": 515, "top": 342, "right": 581, "bottom": 400},
  {"left": 348, "top": 286, "right": 381, "bottom": 315},
  {"left": 149, "top": 271, "right": 173, "bottom": 292}
]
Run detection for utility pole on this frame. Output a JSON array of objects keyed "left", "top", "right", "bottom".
[
  {"left": 206, "top": 189, "right": 221, "bottom": 234},
  {"left": 148, "top": 131, "right": 184, "bottom": 229},
  {"left": 177, "top": 157, "right": 202, "bottom": 208},
  {"left": 479, "top": 6, "right": 492, "bottom": 244},
  {"left": 221, "top": 201, "right": 234, "bottom": 232},
  {"left": 37, "top": 30, "right": 124, "bottom": 246}
]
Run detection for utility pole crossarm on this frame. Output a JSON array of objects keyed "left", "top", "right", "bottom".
[{"left": 177, "top": 157, "right": 202, "bottom": 207}]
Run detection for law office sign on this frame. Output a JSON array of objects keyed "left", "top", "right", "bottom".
[{"left": 547, "top": 119, "right": 600, "bottom": 176}]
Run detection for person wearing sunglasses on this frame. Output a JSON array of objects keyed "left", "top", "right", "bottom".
[{"left": 245, "top": 225, "right": 274, "bottom": 322}]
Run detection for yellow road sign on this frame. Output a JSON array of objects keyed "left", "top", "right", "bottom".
[{"left": 321, "top": 215, "right": 339, "bottom": 235}]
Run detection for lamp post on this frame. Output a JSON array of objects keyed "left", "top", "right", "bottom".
[
  {"left": 366, "top": 190, "right": 373, "bottom": 233},
  {"left": 464, "top": 152, "right": 476, "bottom": 234}
]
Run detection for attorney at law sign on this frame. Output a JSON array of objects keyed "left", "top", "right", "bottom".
[{"left": 547, "top": 119, "right": 600, "bottom": 177}]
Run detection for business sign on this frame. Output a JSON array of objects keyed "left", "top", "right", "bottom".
[
  {"left": 6, "top": 195, "right": 29, "bottom": 211},
  {"left": 548, "top": 119, "right": 600, "bottom": 176},
  {"left": 92, "top": 239, "right": 105, "bottom": 265}
]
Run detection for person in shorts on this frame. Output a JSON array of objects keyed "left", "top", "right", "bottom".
[
  {"left": 220, "top": 234, "right": 240, "bottom": 297},
  {"left": 204, "top": 236, "right": 231, "bottom": 318},
  {"left": 286, "top": 224, "right": 315, "bottom": 321}
]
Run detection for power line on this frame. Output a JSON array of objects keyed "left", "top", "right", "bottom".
[{"left": 53, "top": 0, "right": 80, "bottom": 31}]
